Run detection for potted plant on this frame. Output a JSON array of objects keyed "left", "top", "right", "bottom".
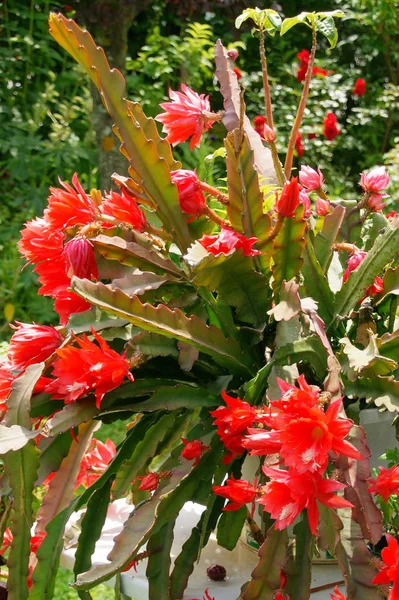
[{"left": 0, "top": 6, "right": 399, "bottom": 600}]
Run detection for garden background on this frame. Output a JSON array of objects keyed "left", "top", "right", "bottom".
[{"left": 1, "top": 0, "right": 399, "bottom": 596}]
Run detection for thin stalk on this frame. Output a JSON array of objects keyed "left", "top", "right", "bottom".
[
  {"left": 259, "top": 30, "right": 285, "bottom": 186},
  {"left": 332, "top": 242, "right": 360, "bottom": 254},
  {"left": 268, "top": 214, "right": 285, "bottom": 241},
  {"left": 246, "top": 508, "right": 265, "bottom": 546},
  {"left": 202, "top": 204, "right": 228, "bottom": 228},
  {"left": 197, "top": 181, "right": 229, "bottom": 205},
  {"left": 284, "top": 26, "right": 317, "bottom": 179}
]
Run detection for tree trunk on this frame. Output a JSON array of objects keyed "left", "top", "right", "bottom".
[{"left": 76, "top": 0, "right": 151, "bottom": 190}]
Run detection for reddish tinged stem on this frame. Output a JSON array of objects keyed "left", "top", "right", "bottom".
[
  {"left": 268, "top": 214, "right": 285, "bottom": 241},
  {"left": 246, "top": 508, "right": 265, "bottom": 546},
  {"left": 284, "top": 26, "right": 317, "bottom": 179},
  {"left": 310, "top": 580, "right": 345, "bottom": 593},
  {"left": 197, "top": 181, "right": 229, "bottom": 205},
  {"left": 332, "top": 242, "right": 360, "bottom": 254},
  {"left": 202, "top": 204, "right": 228, "bottom": 228}
]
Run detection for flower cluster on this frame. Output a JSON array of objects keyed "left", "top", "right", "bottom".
[{"left": 213, "top": 376, "right": 358, "bottom": 535}]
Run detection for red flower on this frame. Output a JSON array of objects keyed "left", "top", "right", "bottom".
[
  {"left": 181, "top": 438, "right": 209, "bottom": 465},
  {"left": 312, "top": 66, "right": 328, "bottom": 77},
  {"left": 18, "top": 217, "right": 65, "bottom": 264},
  {"left": 30, "top": 531, "right": 46, "bottom": 554},
  {"left": 227, "top": 49, "right": 239, "bottom": 61},
  {"left": 323, "top": 113, "right": 340, "bottom": 141},
  {"left": 170, "top": 170, "right": 206, "bottom": 216},
  {"left": 8, "top": 322, "right": 63, "bottom": 370},
  {"left": 253, "top": 116, "right": 276, "bottom": 142},
  {"left": 137, "top": 472, "right": 160, "bottom": 491},
  {"left": 299, "top": 190, "right": 312, "bottom": 218},
  {"left": 295, "top": 132, "right": 304, "bottom": 157},
  {"left": 368, "top": 465, "right": 399, "bottom": 501},
  {"left": 44, "top": 174, "right": 98, "bottom": 230},
  {"left": 366, "top": 275, "right": 384, "bottom": 297},
  {"left": 297, "top": 49, "right": 310, "bottom": 82},
  {"left": 330, "top": 585, "right": 346, "bottom": 600},
  {"left": 233, "top": 67, "right": 242, "bottom": 80},
  {"left": 53, "top": 289, "right": 92, "bottom": 325},
  {"left": 275, "top": 178, "right": 300, "bottom": 218},
  {"left": 259, "top": 467, "right": 353, "bottom": 535},
  {"left": 0, "top": 528, "right": 13, "bottom": 555},
  {"left": 0, "top": 360, "right": 14, "bottom": 403},
  {"left": 372, "top": 534, "right": 399, "bottom": 600},
  {"left": 199, "top": 228, "right": 261, "bottom": 258},
  {"left": 353, "top": 78, "right": 366, "bottom": 97},
  {"left": 307, "top": 132, "right": 317, "bottom": 140},
  {"left": 211, "top": 390, "right": 257, "bottom": 463},
  {"left": 63, "top": 236, "right": 98, "bottom": 280},
  {"left": 343, "top": 251, "right": 367, "bottom": 282},
  {"left": 213, "top": 476, "right": 258, "bottom": 511},
  {"left": 155, "top": 84, "right": 219, "bottom": 150},
  {"left": 101, "top": 190, "right": 146, "bottom": 231},
  {"left": 360, "top": 166, "right": 390, "bottom": 193},
  {"left": 368, "top": 193, "right": 388, "bottom": 212},
  {"left": 187, "top": 589, "right": 215, "bottom": 600},
  {"left": 47, "top": 328, "right": 134, "bottom": 408},
  {"left": 387, "top": 211, "right": 397, "bottom": 221},
  {"left": 76, "top": 438, "right": 116, "bottom": 488}
]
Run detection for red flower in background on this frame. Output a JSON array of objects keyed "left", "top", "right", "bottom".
[
  {"left": 312, "top": 66, "right": 328, "bottom": 77},
  {"left": 259, "top": 467, "right": 353, "bottom": 535},
  {"left": 44, "top": 174, "right": 98, "bottom": 230},
  {"left": 170, "top": 170, "right": 206, "bottom": 216},
  {"left": 366, "top": 276, "right": 384, "bottom": 297},
  {"left": 353, "top": 78, "right": 366, "bottom": 97},
  {"left": 156, "top": 84, "right": 219, "bottom": 150},
  {"left": 63, "top": 236, "right": 99, "bottom": 280},
  {"left": 187, "top": 589, "right": 215, "bottom": 600},
  {"left": 297, "top": 49, "right": 310, "bottom": 82},
  {"left": 275, "top": 178, "right": 300, "bottom": 218},
  {"left": 18, "top": 217, "right": 65, "bottom": 264},
  {"left": 234, "top": 67, "right": 242, "bottom": 80},
  {"left": 199, "top": 228, "right": 261, "bottom": 258},
  {"left": 330, "top": 586, "right": 346, "bottom": 600},
  {"left": 101, "top": 190, "right": 146, "bottom": 231},
  {"left": 47, "top": 328, "right": 134, "bottom": 408},
  {"left": 211, "top": 390, "right": 257, "bottom": 463},
  {"left": 372, "top": 534, "right": 399, "bottom": 600},
  {"left": 323, "top": 113, "right": 340, "bottom": 140},
  {"left": 213, "top": 477, "right": 258, "bottom": 511},
  {"left": 368, "top": 465, "right": 399, "bottom": 502},
  {"left": 181, "top": 438, "right": 209, "bottom": 465},
  {"left": 295, "top": 132, "right": 304, "bottom": 157},
  {"left": 0, "top": 528, "right": 13, "bottom": 555},
  {"left": 8, "top": 322, "right": 63, "bottom": 370},
  {"left": 76, "top": 439, "right": 116, "bottom": 488}
]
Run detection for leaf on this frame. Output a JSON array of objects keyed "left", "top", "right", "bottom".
[
  {"left": 241, "top": 528, "right": 289, "bottom": 600},
  {"left": 177, "top": 341, "right": 199, "bottom": 372},
  {"left": 317, "top": 505, "right": 343, "bottom": 556},
  {"left": 214, "top": 40, "right": 275, "bottom": 183},
  {"left": 92, "top": 235, "right": 182, "bottom": 276},
  {"left": 333, "top": 219, "right": 399, "bottom": 322},
  {"left": 35, "top": 421, "right": 99, "bottom": 533},
  {"left": 375, "top": 263, "right": 399, "bottom": 304},
  {"left": 314, "top": 205, "right": 346, "bottom": 273},
  {"left": 302, "top": 236, "right": 335, "bottom": 325},
  {"left": 235, "top": 8, "right": 282, "bottom": 34},
  {"left": 193, "top": 252, "right": 270, "bottom": 325},
  {"left": 285, "top": 516, "right": 312, "bottom": 600},
  {"left": 340, "top": 333, "right": 398, "bottom": 377},
  {"left": 48, "top": 14, "right": 191, "bottom": 252},
  {"left": 380, "top": 329, "right": 399, "bottom": 361},
  {"left": 42, "top": 399, "right": 99, "bottom": 438},
  {"left": 36, "top": 431, "right": 73, "bottom": 486},
  {"left": 216, "top": 506, "right": 247, "bottom": 551},
  {"left": 280, "top": 12, "right": 309, "bottom": 35},
  {"left": 111, "top": 270, "right": 176, "bottom": 296},
  {"left": 271, "top": 205, "right": 307, "bottom": 295},
  {"left": 6, "top": 363, "right": 45, "bottom": 429},
  {"left": 316, "top": 16, "right": 338, "bottom": 48},
  {"left": 344, "top": 375, "right": 399, "bottom": 412},
  {"left": 127, "top": 331, "right": 178, "bottom": 359},
  {"left": 224, "top": 131, "right": 273, "bottom": 272},
  {"left": 146, "top": 521, "right": 175, "bottom": 600},
  {"left": 71, "top": 278, "right": 255, "bottom": 377},
  {"left": 267, "top": 279, "right": 302, "bottom": 322},
  {"left": 4, "top": 442, "right": 39, "bottom": 600},
  {"left": 0, "top": 424, "right": 39, "bottom": 454}
]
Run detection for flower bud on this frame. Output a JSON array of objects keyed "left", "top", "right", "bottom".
[
  {"left": 315, "top": 197, "right": 331, "bottom": 216},
  {"left": 170, "top": 170, "right": 206, "bottom": 216},
  {"left": 343, "top": 251, "right": 367, "bottom": 283},
  {"left": 63, "top": 236, "right": 98, "bottom": 280},
  {"left": 360, "top": 166, "right": 389, "bottom": 193},
  {"left": 275, "top": 178, "right": 300, "bottom": 218},
  {"left": 299, "top": 166, "right": 324, "bottom": 192},
  {"left": 137, "top": 473, "right": 160, "bottom": 492},
  {"left": 368, "top": 193, "right": 388, "bottom": 212},
  {"left": 227, "top": 48, "right": 239, "bottom": 61},
  {"left": 253, "top": 116, "right": 276, "bottom": 142},
  {"left": 299, "top": 190, "right": 312, "bottom": 218}
]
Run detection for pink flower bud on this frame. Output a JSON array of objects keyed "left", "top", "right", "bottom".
[
  {"left": 299, "top": 190, "right": 312, "bottom": 218},
  {"left": 253, "top": 116, "right": 276, "bottom": 142},
  {"left": 315, "top": 197, "right": 331, "bottom": 216},
  {"left": 360, "top": 166, "right": 389, "bottom": 193},
  {"left": 299, "top": 165, "right": 324, "bottom": 191},
  {"left": 170, "top": 170, "right": 206, "bottom": 216},
  {"left": 368, "top": 193, "right": 388, "bottom": 212},
  {"left": 227, "top": 49, "right": 239, "bottom": 61},
  {"left": 63, "top": 236, "right": 98, "bottom": 280},
  {"left": 343, "top": 251, "right": 367, "bottom": 282}
]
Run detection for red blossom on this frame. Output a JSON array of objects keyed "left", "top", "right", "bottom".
[
  {"left": 0, "top": 360, "right": 14, "bottom": 405},
  {"left": 360, "top": 166, "right": 390, "bottom": 193},
  {"left": 137, "top": 472, "right": 160, "bottom": 491},
  {"left": 296, "top": 49, "right": 310, "bottom": 82},
  {"left": 181, "top": 438, "right": 209, "bottom": 465},
  {"left": 76, "top": 439, "right": 116, "bottom": 488},
  {"left": 259, "top": 467, "right": 353, "bottom": 535},
  {"left": 187, "top": 589, "right": 215, "bottom": 600},
  {"left": 18, "top": 217, "right": 65, "bottom": 264},
  {"left": 366, "top": 275, "right": 384, "bottom": 297},
  {"left": 343, "top": 251, "right": 367, "bottom": 282},
  {"left": 155, "top": 84, "right": 218, "bottom": 150},
  {"left": 199, "top": 228, "right": 261, "bottom": 258},
  {"left": 233, "top": 67, "right": 243, "bottom": 80},
  {"left": 275, "top": 178, "right": 300, "bottom": 218},
  {"left": 213, "top": 476, "right": 258, "bottom": 511},
  {"left": 295, "top": 132, "right": 304, "bottom": 157},
  {"left": 211, "top": 390, "right": 257, "bottom": 463},
  {"left": 299, "top": 190, "right": 312, "bottom": 218},
  {"left": 227, "top": 48, "right": 239, "bottom": 61},
  {"left": 44, "top": 173, "right": 98, "bottom": 230},
  {"left": 387, "top": 211, "right": 397, "bottom": 221},
  {"left": 30, "top": 531, "right": 46, "bottom": 554},
  {"left": 47, "top": 328, "right": 134, "bottom": 408},
  {"left": 330, "top": 586, "right": 346, "bottom": 600},
  {"left": 353, "top": 78, "right": 366, "bottom": 97},
  {"left": 312, "top": 66, "right": 328, "bottom": 77},
  {"left": 253, "top": 116, "right": 276, "bottom": 142},
  {"left": 101, "top": 190, "right": 146, "bottom": 231},
  {"left": 63, "top": 236, "right": 99, "bottom": 280},
  {"left": 368, "top": 466, "right": 399, "bottom": 502},
  {"left": 372, "top": 534, "right": 399, "bottom": 600},
  {"left": 0, "top": 528, "right": 13, "bottom": 555},
  {"left": 368, "top": 193, "right": 388, "bottom": 212},
  {"left": 323, "top": 113, "right": 340, "bottom": 141},
  {"left": 8, "top": 322, "right": 63, "bottom": 370},
  {"left": 170, "top": 170, "right": 206, "bottom": 216}
]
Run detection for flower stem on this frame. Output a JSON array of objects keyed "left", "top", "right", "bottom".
[
  {"left": 284, "top": 26, "right": 317, "bottom": 179},
  {"left": 246, "top": 509, "right": 265, "bottom": 546},
  {"left": 202, "top": 204, "right": 228, "bottom": 228},
  {"left": 332, "top": 242, "right": 360, "bottom": 254},
  {"left": 197, "top": 181, "right": 229, "bottom": 205},
  {"left": 268, "top": 214, "right": 285, "bottom": 241}
]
